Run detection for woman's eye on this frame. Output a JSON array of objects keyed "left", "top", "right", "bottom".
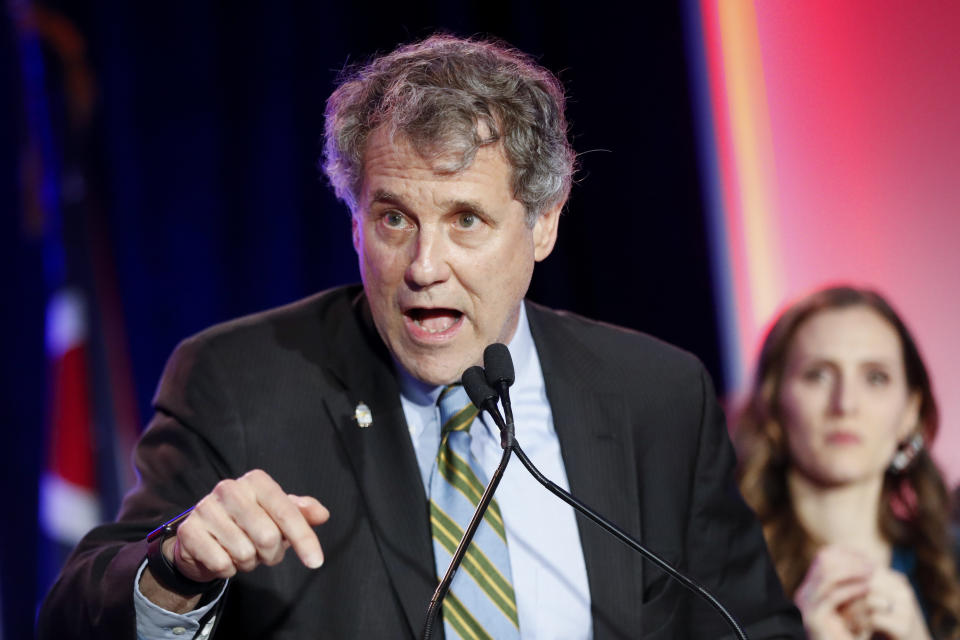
[
  {"left": 801, "top": 367, "right": 829, "bottom": 383},
  {"left": 866, "top": 369, "right": 890, "bottom": 386}
]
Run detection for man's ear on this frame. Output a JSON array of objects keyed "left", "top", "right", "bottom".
[
  {"left": 351, "top": 215, "right": 360, "bottom": 254},
  {"left": 533, "top": 200, "right": 563, "bottom": 262}
]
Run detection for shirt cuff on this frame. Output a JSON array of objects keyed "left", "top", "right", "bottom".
[{"left": 133, "top": 559, "right": 227, "bottom": 640}]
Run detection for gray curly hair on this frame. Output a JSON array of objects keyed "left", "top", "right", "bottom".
[{"left": 321, "top": 34, "right": 575, "bottom": 226}]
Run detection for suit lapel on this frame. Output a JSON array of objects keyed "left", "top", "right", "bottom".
[
  {"left": 320, "top": 294, "right": 438, "bottom": 637},
  {"left": 527, "top": 302, "right": 645, "bottom": 639}
]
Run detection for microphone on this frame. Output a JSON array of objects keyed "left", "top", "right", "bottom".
[
  {"left": 467, "top": 344, "right": 750, "bottom": 640},
  {"left": 463, "top": 365, "right": 511, "bottom": 449},
  {"left": 482, "top": 344, "right": 515, "bottom": 447},
  {"left": 461, "top": 366, "right": 500, "bottom": 416}
]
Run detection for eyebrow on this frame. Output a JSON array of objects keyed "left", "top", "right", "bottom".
[
  {"left": 792, "top": 356, "right": 899, "bottom": 369},
  {"left": 858, "top": 359, "right": 897, "bottom": 368},
  {"left": 370, "top": 189, "right": 404, "bottom": 207},
  {"left": 369, "top": 189, "right": 490, "bottom": 218}
]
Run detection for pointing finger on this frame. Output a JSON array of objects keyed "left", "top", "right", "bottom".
[
  {"left": 246, "top": 477, "right": 324, "bottom": 569},
  {"left": 290, "top": 494, "right": 330, "bottom": 526}
]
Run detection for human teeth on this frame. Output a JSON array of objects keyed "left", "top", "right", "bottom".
[
  {"left": 415, "top": 315, "right": 456, "bottom": 333},
  {"left": 411, "top": 309, "right": 459, "bottom": 333}
]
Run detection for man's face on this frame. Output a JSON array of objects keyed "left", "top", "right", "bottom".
[{"left": 352, "top": 128, "right": 560, "bottom": 386}]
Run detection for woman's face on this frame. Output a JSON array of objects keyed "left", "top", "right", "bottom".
[{"left": 777, "top": 305, "right": 920, "bottom": 487}]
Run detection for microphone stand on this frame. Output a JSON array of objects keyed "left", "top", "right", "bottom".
[
  {"left": 507, "top": 443, "right": 748, "bottom": 640},
  {"left": 481, "top": 345, "right": 748, "bottom": 640},
  {"left": 421, "top": 360, "right": 750, "bottom": 640}
]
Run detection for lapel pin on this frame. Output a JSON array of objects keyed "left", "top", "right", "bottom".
[{"left": 354, "top": 401, "right": 373, "bottom": 428}]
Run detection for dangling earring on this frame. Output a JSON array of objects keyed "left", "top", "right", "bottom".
[{"left": 889, "top": 431, "right": 925, "bottom": 474}]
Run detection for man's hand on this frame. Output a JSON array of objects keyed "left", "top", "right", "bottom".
[{"left": 140, "top": 469, "right": 330, "bottom": 612}]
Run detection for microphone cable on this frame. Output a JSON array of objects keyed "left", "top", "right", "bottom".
[{"left": 470, "top": 343, "right": 750, "bottom": 640}]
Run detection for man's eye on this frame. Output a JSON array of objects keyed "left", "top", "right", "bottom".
[
  {"left": 866, "top": 369, "right": 890, "bottom": 386},
  {"left": 383, "top": 212, "right": 406, "bottom": 228},
  {"left": 456, "top": 213, "right": 478, "bottom": 229}
]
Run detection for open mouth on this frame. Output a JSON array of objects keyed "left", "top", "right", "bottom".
[{"left": 405, "top": 308, "right": 463, "bottom": 335}]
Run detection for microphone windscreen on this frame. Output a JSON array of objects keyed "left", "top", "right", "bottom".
[
  {"left": 462, "top": 366, "right": 498, "bottom": 409},
  {"left": 483, "top": 343, "right": 515, "bottom": 387}
]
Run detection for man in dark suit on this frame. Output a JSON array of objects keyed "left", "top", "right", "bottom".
[{"left": 38, "top": 35, "right": 803, "bottom": 638}]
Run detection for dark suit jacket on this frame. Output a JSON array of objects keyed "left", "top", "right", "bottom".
[{"left": 37, "top": 285, "right": 803, "bottom": 639}]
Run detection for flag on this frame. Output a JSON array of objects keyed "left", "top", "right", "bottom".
[
  {"left": 13, "top": 1, "right": 140, "bottom": 598},
  {"left": 40, "top": 289, "right": 101, "bottom": 548}
]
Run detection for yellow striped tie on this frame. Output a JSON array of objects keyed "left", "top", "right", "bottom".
[{"left": 429, "top": 384, "right": 519, "bottom": 639}]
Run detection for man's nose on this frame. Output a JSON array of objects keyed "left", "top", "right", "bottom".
[{"left": 404, "top": 226, "right": 452, "bottom": 289}]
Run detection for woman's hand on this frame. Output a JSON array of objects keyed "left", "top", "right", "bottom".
[
  {"left": 795, "top": 545, "right": 874, "bottom": 640},
  {"left": 795, "top": 545, "right": 931, "bottom": 640},
  {"left": 863, "top": 567, "right": 931, "bottom": 640}
]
